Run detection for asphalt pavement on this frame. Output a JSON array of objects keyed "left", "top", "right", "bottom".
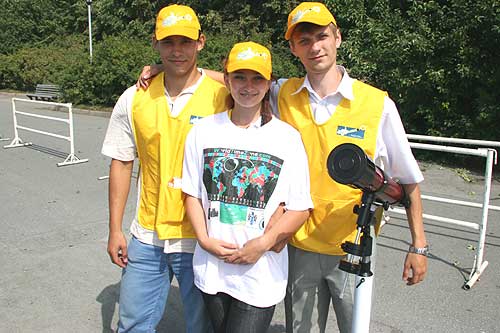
[{"left": 1, "top": 92, "right": 499, "bottom": 332}]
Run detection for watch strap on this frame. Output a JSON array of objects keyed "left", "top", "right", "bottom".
[{"left": 408, "top": 245, "right": 429, "bottom": 256}]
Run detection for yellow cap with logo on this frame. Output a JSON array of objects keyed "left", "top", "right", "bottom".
[
  {"left": 155, "top": 4, "right": 201, "bottom": 41},
  {"left": 285, "top": 2, "right": 337, "bottom": 40},
  {"left": 226, "top": 42, "right": 272, "bottom": 80}
]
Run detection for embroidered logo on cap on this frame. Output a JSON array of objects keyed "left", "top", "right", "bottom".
[
  {"left": 163, "top": 13, "right": 193, "bottom": 27},
  {"left": 236, "top": 47, "right": 269, "bottom": 61},
  {"left": 291, "top": 6, "right": 321, "bottom": 24}
]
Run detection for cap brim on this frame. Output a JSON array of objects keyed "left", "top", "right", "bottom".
[
  {"left": 226, "top": 64, "right": 271, "bottom": 81},
  {"left": 285, "top": 17, "right": 335, "bottom": 40},
  {"left": 156, "top": 27, "right": 199, "bottom": 41}
]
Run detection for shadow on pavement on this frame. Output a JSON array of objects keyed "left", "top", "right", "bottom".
[{"left": 96, "top": 282, "right": 120, "bottom": 333}]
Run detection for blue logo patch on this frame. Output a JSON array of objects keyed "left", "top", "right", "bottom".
[
  {"left": 189, "top": 115, "right": 203, "bottom": 124},
  {"left": 336, "top": 126, "right": 365, "bottom": 139}
]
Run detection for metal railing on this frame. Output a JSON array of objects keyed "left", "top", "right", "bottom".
[
  {"left": 3, "top": 98, "right": 89, "bottom": 167},
  {"left": 389, "top": 134, "right": 499, "bottom": 289}
]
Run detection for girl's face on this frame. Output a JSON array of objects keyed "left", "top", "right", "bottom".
[{"left": 225, "top": 69, "right": 271, "bottom": 110}]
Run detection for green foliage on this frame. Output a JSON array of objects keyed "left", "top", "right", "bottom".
[
  {"left": 0, "top": 34, "right": 157, "bottom": 106},
  {"left": 0, "top": 0, "right": 499, "bottom": 142},
  {"left": 326, "top": 0, "right": 500, "bottom": 141},
  {"left": 60, "top": 34, "right": 158, "bottom": 105},
  {"left": 0, "top": 0, "right": 85, "bottom": 54}
]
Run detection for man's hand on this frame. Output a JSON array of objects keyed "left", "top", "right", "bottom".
[
  {"left": 200, "top": 238, "right": 238, "bottom": 260},
  {"left": 225, "top": 236, "right": 271, "bottom": 265},
  {"left": 136, "top": 64, "right": 163, "bottom": 90},
  {"left": 402, "top": 253, "right": 427, "bottom": 285},
  {"left": 107, "top": 231, "right": 128, "bottom": 268}
]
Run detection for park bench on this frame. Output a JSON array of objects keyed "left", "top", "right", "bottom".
[{"left": 26, "top": 84, "right": 62, "bottom": 102}]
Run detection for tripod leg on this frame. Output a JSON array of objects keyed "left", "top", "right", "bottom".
[{"left": 352, "top": 275, "right": 374, "bottom": 333}]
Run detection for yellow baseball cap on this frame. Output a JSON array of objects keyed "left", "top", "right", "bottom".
[
  {"left": 155, "top": 4, "right": 201, "bottom": 41},
  {"left": 285, "top": 2, "right": 337, "bottom": 40},
  {"left": 226, "top": 42, "right": 272, "bottom": 80}
]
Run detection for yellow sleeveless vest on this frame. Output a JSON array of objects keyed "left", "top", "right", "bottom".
[
  {"left": 278, "top": 78, "right": 387, "bottom": 255},
  {"left": 131, "top": 72, "right": 228, "bottom": 239}
]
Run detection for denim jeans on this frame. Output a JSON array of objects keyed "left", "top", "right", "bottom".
[
  {"left": 201, "top": 291, "right": 275, "bottom": 333},
  {"left": 117, "top": 236, "right": 211, "bottom": 333}
]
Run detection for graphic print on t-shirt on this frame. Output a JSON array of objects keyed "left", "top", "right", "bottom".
[{"left": 203, "top": 148, "right": 283, "bottom": 230}]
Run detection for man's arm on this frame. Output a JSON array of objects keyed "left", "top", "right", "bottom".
[
  {"left": 402, "top": 183, "right": 428, "bottom": 285},
  {"left": 107, "top": 158, "right": 134, "bottom": 268},
  {"left": 378, "top": 96, "right": 427, "bottom": 285},
  {"left": 136, "top": 65, "right": 224, "bottom": 89}
]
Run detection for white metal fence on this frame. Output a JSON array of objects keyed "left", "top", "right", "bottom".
[
  {"left": 3, "top": 98, "right": 89, "bottom": 167},
  {"left": 389, "top": 134, "right": 499, "bottom": 289}
]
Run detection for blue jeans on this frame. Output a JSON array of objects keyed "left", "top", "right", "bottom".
[
  {"left": 202, "top": 292, "right": 275, "bottom": 333},
  {"left": 117, "top": 236, "right": 211, "bottom": 333}
]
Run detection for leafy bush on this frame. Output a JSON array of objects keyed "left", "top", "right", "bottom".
[{"left": 0, "top": 34, "right": 158, "bottom": 106}]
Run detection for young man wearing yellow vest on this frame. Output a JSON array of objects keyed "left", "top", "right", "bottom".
[
  {"left": 102, "top": 5, "right": 227, "bottom": 332},
  {"left": 268, "top": 3, "right": 428, "bottom": 333}
]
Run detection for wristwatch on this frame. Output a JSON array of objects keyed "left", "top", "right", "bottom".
[{"left": 408, "top": 245, "right": 429, "bottom": 256}]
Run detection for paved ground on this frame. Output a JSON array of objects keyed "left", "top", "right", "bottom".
[{"left": 1, "top": 92, "right": 499, "bottom": 332}]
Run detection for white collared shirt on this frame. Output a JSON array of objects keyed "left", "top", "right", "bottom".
[
  {"left": 269, "top": 66, "right": 423, "bottom": 184},
  {"left": 165, "top": 68, "right": 205, "bottom": 117}
]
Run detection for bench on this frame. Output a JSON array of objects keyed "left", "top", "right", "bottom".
[{"left": 26, "top": 84, "right": 62, "bottom": 102}]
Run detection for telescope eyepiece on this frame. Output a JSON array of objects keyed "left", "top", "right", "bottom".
[
  {"left": 338, "top": 156, "right": 355, "bottom": 171},
  {"left": 327, "top": 143, "right": 367, "bottom": 185}
]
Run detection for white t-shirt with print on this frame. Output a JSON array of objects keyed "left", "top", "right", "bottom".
[{"left": 182, "top": 112, "right": 313, "bottom": 307}]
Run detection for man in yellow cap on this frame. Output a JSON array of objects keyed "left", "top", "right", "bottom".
[
  {"left": 271, "top": 2, "right": 428, "bottom": 332},
  {"left": 102, "top": 4, "right": 227, "bottom": 332}
]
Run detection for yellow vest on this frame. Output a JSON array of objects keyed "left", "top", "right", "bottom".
[
  {"left": 131, "top": 72, "right": 228, "bottom": 239},
  {"left": 278, "top": 78, "right": 386, "bottom": 255}
]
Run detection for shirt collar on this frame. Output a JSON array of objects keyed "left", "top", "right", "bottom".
[
  {"left": 291, "top": 65, "right": 355, "bottom": 101},
  {"left": 227, "top": 109, "right": 263, "bottom": 129},
  {"left": 183, "top": 68, "right": 205, "bottom": 95},
  {"left": 164, "top": 68, "right": 205, "bottom": 97}
]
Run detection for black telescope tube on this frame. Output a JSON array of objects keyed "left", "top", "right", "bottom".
[{"left": 326, "top": 143, "right": 407, "bottom": 205}]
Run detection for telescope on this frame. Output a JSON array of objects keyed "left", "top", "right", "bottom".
[
  {"left": 326, "top": 142, "right": 411, "bottom": 333},
  {"left": 327, "top": 143, "right": 410, "bottom": 208}
]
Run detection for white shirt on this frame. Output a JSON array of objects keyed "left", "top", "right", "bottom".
[
  {"left": 101, "top": 69, "right": 207, "bottom": 253},
  {"left": 182, "top": 112, "right": 313, "bottom": 307},
  {"left": 269, "top": 66, "right": 423, "bottom": 184}
]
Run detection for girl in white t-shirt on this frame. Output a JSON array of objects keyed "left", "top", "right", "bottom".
[{"left": 182, "top": 41, "right": 313, "bottom": 333}]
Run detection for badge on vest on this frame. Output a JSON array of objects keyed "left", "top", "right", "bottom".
[
  {"left": 168, "top": 177, "right": 182, "bottom": 189},
  {"left": 336, "top": 125, "right": 365, "bottom": 139},
  {"left": 189, "top": 115, "right": 203, "bottom": 124}
]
